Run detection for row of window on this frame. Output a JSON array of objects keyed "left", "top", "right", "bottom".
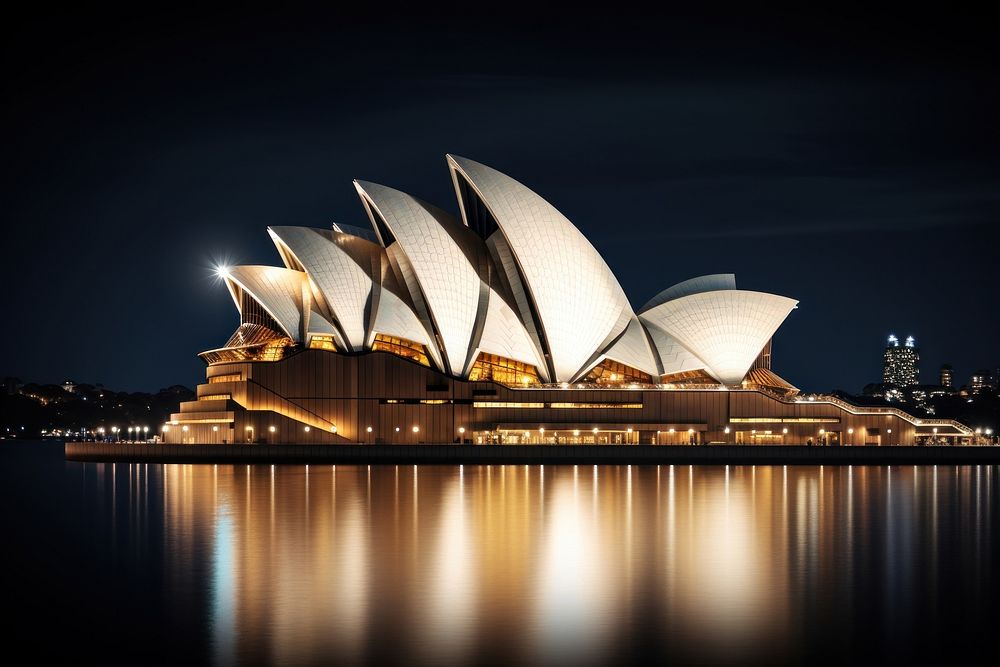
[
  {"left": 377, "top": 399, "right": 644, "bottom": 409},
  {"left": 730, "top": 417, "right": 841, "bottom": 423}
]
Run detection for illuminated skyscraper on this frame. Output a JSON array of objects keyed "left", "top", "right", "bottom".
[
  {"left": 882, "top": 334, "right": 919, "bottom": 387},
  {"left": 939, "top": 364, "right": 953, "bottom": 388}
]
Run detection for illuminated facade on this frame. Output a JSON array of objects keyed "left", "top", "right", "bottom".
[{"left": 163, "top": 156, "right": 972, "bottom": 445}]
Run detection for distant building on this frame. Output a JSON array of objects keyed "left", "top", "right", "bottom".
[
  {"left": 939, "top": 364, "right": 953, "bottom": 388},
  {"left": 62, "top": 379, "right": 76, "bottom": 394},
  {"left": 882, "top": 335, "right": 919, "bottom": 388},
  {"left": 970, "top": 370, "right": 995, "bottom": 395}
]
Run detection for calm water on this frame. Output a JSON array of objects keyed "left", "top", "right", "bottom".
[{"left": 3, "top": 442, "right": 998, "bottom": 665}]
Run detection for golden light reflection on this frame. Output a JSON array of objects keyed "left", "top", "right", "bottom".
[{"left": 144, "top": 463, "right": 987, "bottom": 665}]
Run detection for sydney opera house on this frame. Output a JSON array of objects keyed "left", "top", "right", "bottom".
[{"left": 163, "top": 155, "right": 971, "bottom": 446}]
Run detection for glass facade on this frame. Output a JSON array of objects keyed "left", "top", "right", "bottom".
[
  {"left": 468, "top": 353, "right": 540, "bottom": 386},
  {"left": 583, "top": 359, "right": 653, "bottom": 385},
  {"left": 308, "top": 335, "right": 336, "bottom": 351},
  {"left": 371, "top": 334, "right": 430, "bottom": 367}
]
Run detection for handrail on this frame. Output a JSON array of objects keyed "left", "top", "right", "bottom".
[{"left": 792, "top": 393, "right": 973, "bottom": 434}]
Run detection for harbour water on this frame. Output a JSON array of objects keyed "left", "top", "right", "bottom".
[{"left": 4, "top": 441, "right": 997, "bottom": 665}]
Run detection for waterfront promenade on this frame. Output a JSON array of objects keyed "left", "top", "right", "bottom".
[{"left": 66, "top": 442, "right": 1000, "bottom": 465}]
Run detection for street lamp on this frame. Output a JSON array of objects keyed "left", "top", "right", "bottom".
[
  {"left": 143, "top": 426, "right": 148, "bottom": 440},
  {"left": 847, "top": 428, "right": 854, "bottom": 445}
]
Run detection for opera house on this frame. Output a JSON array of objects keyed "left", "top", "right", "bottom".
[{"left": 163, "top": 155, "right": 971, "bottom": 446}]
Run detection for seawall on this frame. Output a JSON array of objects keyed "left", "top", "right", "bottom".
[{"left": 65, "top": 442, "right": 1000, "bottom": 465}]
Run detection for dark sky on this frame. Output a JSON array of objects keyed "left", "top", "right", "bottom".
[{"left": 3, "top": 6, "right": 998, "bottom": 392}]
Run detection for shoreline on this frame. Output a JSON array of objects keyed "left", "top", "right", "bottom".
[{"left": 65, "top": 442, "right": 1000, "bottom": 465}]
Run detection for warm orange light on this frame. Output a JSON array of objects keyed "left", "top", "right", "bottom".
[{"left": 269, "top": 426, "right": 276, "bottom": 433}]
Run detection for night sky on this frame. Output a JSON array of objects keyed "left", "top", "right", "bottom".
[{"left": 3, "top": 7, "right": 997, "bottom": 392}]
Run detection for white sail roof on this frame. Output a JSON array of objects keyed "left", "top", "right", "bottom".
[
  {"left": 370, "top": 287, "right": 435, "bottom": 353},
  {"left": 640, "top": 290, "right": 798, "bottom": 385},
  {"left": 225, "top": 266, "right": 307, "bottom": 341},
  {"left": 638, "top": 321, "right": 710, "bottom": 375},
  {"left": 447, "top": 154, "right": 632, "bottom": 382},
  {"left": 641, "top": 274, "right": 737, "bottom": 311},
  {"left": 474, "top": 288, "right": 547, "bottom": 373},
  {"left": 354, "top": 180, "right": 484, "bottom": 376},
  {"left": 268, "top": 226, "right": 378, "bottom": 351},
  {"left": 594, "top": 316, "right": 662, "bottom": 378}
]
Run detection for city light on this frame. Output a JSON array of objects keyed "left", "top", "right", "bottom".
[
  {"left": 366, "top": 426, "right": 373, "bottom": 433},
  {"left": 269, "top": 425, "right": 276, "bottom": 433},
  {"left": 412, "top": 426, "right": 419, "bottom": 433},
  {"left": 215, "top": 264, "right": 231, "bottom": 280},
  {"left": 331, "top": 425, "right": 337, "bottom": 433},
  {"left": 458, "top": 427, "right": 465, "bottom": 434},
  {"left": 304, "top": 426, "right": 310, "bottom": 432}
]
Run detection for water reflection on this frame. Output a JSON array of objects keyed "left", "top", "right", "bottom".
[{"left": 93, "top": 463, "right": 1000, "bottom": 664}]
